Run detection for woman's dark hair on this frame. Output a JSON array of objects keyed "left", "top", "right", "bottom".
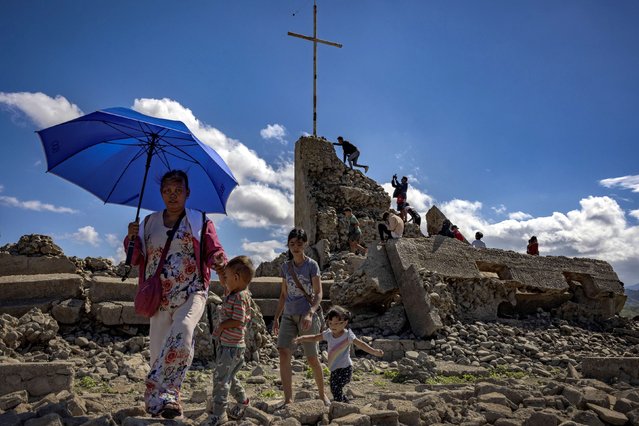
[
  {"left": 529, "top": 235, "right": 537, "bottom": 244},
  {"left": 287, "top": 228, "right": 308, "bottom": 260},
  {"left": 325, "top": 305, "right": 352, "bottom": 324},
  {"left": 160, "top": 170, "right": 189, "bottom": 190}
]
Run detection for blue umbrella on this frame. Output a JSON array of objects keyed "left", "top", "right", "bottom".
[{"left": 36, "top": 107, "right": 238, "bottom": 271}]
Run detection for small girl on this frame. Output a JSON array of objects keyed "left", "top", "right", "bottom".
[{"left": 293, "top": 306, "right": 384, "bottom": 403}]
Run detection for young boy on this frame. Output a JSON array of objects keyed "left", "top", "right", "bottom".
[{"left": 207, "top": 255, "right": 254, "bottom": 425}]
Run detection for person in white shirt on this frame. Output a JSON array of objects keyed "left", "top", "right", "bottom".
[{"left": 471, "top": 232, "right": 486, "bottom": 249}]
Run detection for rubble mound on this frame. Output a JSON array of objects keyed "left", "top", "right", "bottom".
[{"left": 1, "top": 234, "right": 64, "bottom": 257}]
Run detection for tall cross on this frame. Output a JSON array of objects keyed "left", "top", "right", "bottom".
[{"left": 288, "top": 0, "right": 342, "bottom": 137}]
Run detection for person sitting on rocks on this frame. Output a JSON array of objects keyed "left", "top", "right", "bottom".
[
  {"left": 333, "top": 136, "right": 369, "bottom": 173},
  {"left": 293, "top": 305, "right": 383, "bottom": 403},
  {"left": 378, "top": 211, "right": 404, "bottom": 243},
  {"left": 527, "top": 236, "right": 539, "bottom": 255},
  {"left": 472, "top": 231, "right": 486, "bottom": 248},
  {"left": 272, "top": 228, "right": 330, "bottom": 406},
  {"left": 344, "top": 207, "right": 367, "bottom": 256},
  {"left": 451, "top": 225, "right": 466, "bottom": 243},
  {"left": 438, "top": 219, "right": 455, "bottom": 238}
]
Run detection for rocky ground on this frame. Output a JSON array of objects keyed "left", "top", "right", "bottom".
[{"left": 2, "top": 308, "right": 639, "bottom": 426}]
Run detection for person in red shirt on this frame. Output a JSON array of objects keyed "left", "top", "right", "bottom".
[
  {"left": 527, "top": 236, "right": 539, "bottom": 255},
  {"left": 451, "top": 225, "right": 466, "bottom": 242}
]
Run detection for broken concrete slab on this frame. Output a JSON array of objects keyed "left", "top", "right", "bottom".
[
  {"left": 0, "top": 274, "right": 83, "bottom": 302},
  {"left": 0, "top": 362, "right": 74, "bottom": 397},
  {"left": 0, "top": 253, "right": 76, "bottom": 276},
  {"left": 582, "top": 357, "right": 639, "bottom": 384}
]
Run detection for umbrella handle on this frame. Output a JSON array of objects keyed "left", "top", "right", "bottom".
[{"left": 121, "top": 240, "right": 136, "bottom": 281}]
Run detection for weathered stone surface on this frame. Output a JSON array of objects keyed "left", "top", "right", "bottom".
[
  {"left": 425, "top": 205, "right": 448, "bottom": 237},
  {"left": 0, "top": 274, "right": 83, "bottom": 303},
  {"left": 582, "top": 357, "right": 639, "bottom": 383},
  {"left": 359, "top": 406, "right": 399, "bottom": 426},
  {"left": 88, "top": 277, "right": 137, "bottom": 303},
  {"left": 477, "top": 401, "right": 513, "bottom": 423},
  {"left": 2, "top": 235, "right": 64, "bottom": 257},
  {"left": 0, "top": 389, "right": 28, "bottom": 410},
  {"left": 586, "top": 403, "right": 629, "bottom": 425},
  {"left": 332, "top": 413, "right": 371, "bottom": 425},
  {"left": 0, "top": 362, "right": 74, "bottom": 397},
  {"left": 0, "top": 253, "right": 76, "bottom": 276},
  {"left": 282, "top": 399, "right": 326, "bottom": 425},
  {"left": 330, "top": 244, "right": 398, "bottom": 309},
  {"left": 51, "top": 299, "right": 84, "bottom": 324},
  {"left": 386, "top": 399, "right": 419, "bottom": 426}
]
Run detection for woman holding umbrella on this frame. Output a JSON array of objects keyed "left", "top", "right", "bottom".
[{"left": 125, "top": 170, "right": 227, "bottom": 419}]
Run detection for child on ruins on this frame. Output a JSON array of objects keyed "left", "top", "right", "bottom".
[
  {"left": 293, "top": 306, "right": 383, "bottom": 403},
  {"left": 207, "top": 255, "right": 254, "bottom": 426}
]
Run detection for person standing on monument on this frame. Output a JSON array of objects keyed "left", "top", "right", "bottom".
[
  {"left": 527, "top": 236, "right": 539, "bottom": 255},
  {"left": 272, "top": 228, "right": 330, "bottom": 406},
  {"left": 333, "top": 136, "right": 369, "bottom": 173},
  {"left": 344, "top": 207, "right": 368, "bottom": 256}
]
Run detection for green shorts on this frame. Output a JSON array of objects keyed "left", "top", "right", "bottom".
[
  {"left": 348, "top": 232, "right": 361, "bottom": 243},
  {"left": 277, "top": 313, "right": 321, "bottom": 357}
]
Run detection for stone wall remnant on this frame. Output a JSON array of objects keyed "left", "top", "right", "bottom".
[{"left": 294, "top": 136, "right": 391, "bottom": 251}]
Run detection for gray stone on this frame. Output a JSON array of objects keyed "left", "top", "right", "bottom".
[
  {"left": 586, "top": 403, "right": 628, "bottom": 426},
  {"left": 282, "top": 400, "right": 326, "bottom": 425},
  {"left": 359, "top": 407, "right": 399, "bottom": 426},
  {"left": 24, "top": 413, "right": 64, "bottom": 426},
  {"left": 51, "top": 299, "right": 84, "bottom": 324},
  {"left": 0, "top": 390, "right": 28, "bottom": 410},
  {"left": 329, "top": 401, "right": 360, "bottom": 419},
  {"left": 244, "top": 406, "right": 274, "bottom": 425},
  {"left": 386, "top": 399, "right": 420, "bottom": 426},
  {"left": 332, "top": 413, "right": 371, "bottom": 426},
  {"left": 0, "top": 253, "right": 75, "bottom": 276},
  {"left": 582, "top": 357, "right": 639, "bottom": 383},
  {"left": 524, "top": 411, "right": 561, "bottom": 426},
  {"left": 0, "top": 362, "right": 74, "bottom": 397},
  {"left": 477, "top": 402, "right": 512, "bottom": 423}
]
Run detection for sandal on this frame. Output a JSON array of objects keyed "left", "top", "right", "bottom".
[
  {"left": 160, "top": 402, "right": 182, "bottom": 419},
  {"left": 228, "top": 399, "right": 249, "bottom": 419}
]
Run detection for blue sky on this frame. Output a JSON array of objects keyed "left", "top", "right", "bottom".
[{"left": 1, "top": 1, "right": 638, "bottom": 284}]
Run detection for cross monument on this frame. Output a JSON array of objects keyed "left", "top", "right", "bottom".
[{"left": 288, "top": 0, "right": 342, "bottom": 137}]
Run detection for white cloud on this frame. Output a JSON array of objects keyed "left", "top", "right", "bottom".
[
  {"left": 226, "top": 184, "right": 294, "bottom": 229},
  {"left": 0, "top": 184, "right": 4, "bottom": 193},
  {"left": 71, "top": 226, "right": 101, "bottom": 247},
  {"left": 241, "top": 239, "right": 285, "bottom": 266},
  {"left": 492, "top": 204, "right": 507, "bottom": 215},
  {"left": 105, "top": 233, "right": 120, "bottom": 247},
  {"left": 260, "top": 123, "right": 288, "bottom": 144},
  {"left": 600, "top": 175, "right": 639, "bottom": 193},
  {"left": 381, "top": 183, "right": 434, "bottom": 212},
  {"left": 0, "top": 92, "right": 83, "bottom": 128},
  {"left": 630, "top": 210, "right": 639, "bottom": 220},
  {"left": 131, "top": 98, "right": 295, "bottom": 229},
  {"left": 508, "top": 211, "right": 533, "bottom": 220},
  {"left": 34, "top": 160, "right": 42, "bottom": 167},
  {"left": 0, "top": 195, "right": 78, "bottom": 214}
]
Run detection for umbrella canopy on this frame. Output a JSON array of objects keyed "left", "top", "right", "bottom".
[{"left": 36, "top": 107, "right": 237, "bottom": 214}]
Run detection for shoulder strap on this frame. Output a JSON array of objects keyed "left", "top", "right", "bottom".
[
  {"left": 287, "top": 260, "right": 313, "bottom": 303},
  {"left": 154, "top": 210, "right": 186, "bottom": 278},
  {"left": 200, "top": 211, "right": 206, "bottom": 283}
]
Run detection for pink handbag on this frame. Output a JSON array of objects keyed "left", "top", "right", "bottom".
[{"left": 134, "top": 212, "right": 185, "bottom": 318}]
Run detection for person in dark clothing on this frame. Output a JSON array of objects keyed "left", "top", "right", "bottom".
[
  {"left": 391, "top": 175, "right": 408, "bottom": 199},
  {"left": 333, "top": 136, "right": 369, "bottom": 173},
  {"left": 438, "top": 219, "right": 455, "bottom": 238}
]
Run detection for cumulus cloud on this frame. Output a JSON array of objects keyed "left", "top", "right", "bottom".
[
  {"left": 260, "top": 123, "right": 287, "bottom": 144},
  {"left": 0, "top": 194, "right": 78, "bottom": 214},
  {"left": 0, "top": 92, "right": 83, "bottom": 128},
  {"left": 600, "top": 175, "right": 639, "bottom": 193},
  {"left": 131, "top": 98, "right": 295, "bottom": 229},
  {"left": 71, "top": 226, "right": 101, "bottom": 247},
  {"left": 630, "top": 210, "right": 639, "bottom": 220},
  {"left": 241, "top": 239, "right": 285, "bottom": 266},
  {"left": 492, "top": 204, "right": 507, "bottom": 215},
  {"left": 105, "top": 233, "right": 120, "bottom": 247},
  {"left": 508, "top": 211, "right": 533, "bottom": 220},
  {"left": 381, "top": 183, "right": 434, "bottom": 212}
]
